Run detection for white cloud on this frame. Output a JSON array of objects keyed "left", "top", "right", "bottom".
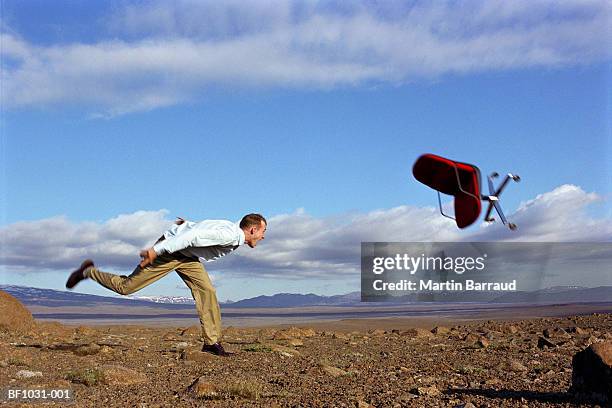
[
  {"left": 0, "top": 210, "right": 172, "bottom": 270},
  {"left": 1, "top": 0, "right": 609, "bottom": 115},
  {"left": 470, "top": 184, "right": 611, "bottom": 242},
  {"left": 1, "top": 185, "right": 609, "bottom": 280}
]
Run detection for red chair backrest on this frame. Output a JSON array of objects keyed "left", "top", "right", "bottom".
[{"left": 412, "top": 154, "right": 482, "bottom": 228}]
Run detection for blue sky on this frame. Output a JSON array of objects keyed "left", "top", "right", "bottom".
[{"left": 1, "top": 0, "right": 611, "bottom": 301}]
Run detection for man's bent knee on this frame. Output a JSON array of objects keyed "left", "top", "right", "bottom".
[{"left": 115, "top": 278, "right": 138, "bottom": 295}]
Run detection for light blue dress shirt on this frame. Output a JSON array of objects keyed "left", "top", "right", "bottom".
[{"left": 152, "top": 219, "right": 245, "bottom": 262}]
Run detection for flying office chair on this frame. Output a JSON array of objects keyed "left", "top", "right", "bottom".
[{"left": 412, "top": 153, "right": 520, "bottom": 230}]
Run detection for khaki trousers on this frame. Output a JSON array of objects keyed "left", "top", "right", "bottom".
[{"left": 85, "top": 253, "right": 222, "bottom": 345}]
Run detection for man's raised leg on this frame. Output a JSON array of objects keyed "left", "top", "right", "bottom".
[{"left": 70, "top": 254, "right": 181, "bottom": 295}]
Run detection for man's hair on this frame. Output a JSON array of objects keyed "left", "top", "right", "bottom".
[{"left": 240, "top": 213, "right": 267, "bottom": 229}]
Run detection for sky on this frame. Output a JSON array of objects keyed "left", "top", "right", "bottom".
[{"left": 0, "top": 0, "right": 611, "bottom": 301}]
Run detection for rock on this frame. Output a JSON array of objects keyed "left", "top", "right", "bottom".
[
  {"left": 401, "top": 328, "right": 433, "bottom": 338},
  {"left": 413, "top": 385, "right": 440, "bottom": 396},
  {"left": 585, "top": 335, "right": 599, "bottom": 346},
  {"left": 300, "top": 328, "right": 317, "bottom": 337},
  {"left": 431, "top": 326, "right": 449, "bottom": 335},
  {"left": 73, "top": 343, "right": 101, "bottom": 356},
  {"left": 270, "top": 344, "right": 301, "bottom": 357},
  {"left": 320, "top": 364, "right": 348, "bottom": 378},
  {"left": 475, "top": 337, "right": 490, "bottom": 349},
  {"left": 171, "top": 342, "right": 190, "bottom": 351},
  {"left": 570, "top": 341, "right": 611, "bottom": 404},
  {"left": 180, "top": 326, "right": 200, "bottom": 337},
  {"left": 332, "top": 332, "right": 349, "bottom": 340},
  {"left": 74, "top": 326, "right": 96, "bottom": 336},
  {"left": 180, "top": 350, "right": 216, "bottom": 363},
  {"left": 537, "top": 336, "right": 557, "bottom": 349},
  {"left": 566, "top": 326, "right": 584, "bottom": 334},
  {"left": 357, "top": 399, "right": 375, "bottom": 408},
  {"left": 454, "top": 403, "right": 476, "bottom": 408},
  {"left": 99, "top": 345, "right": 113, "bottom": 353},
  {"left": 544, "top": 327, "right": 571, "bottom": 339},
  {"left": 187, "top": 377, "right": 219, "bottom": 398},
  {"left": 509, "top": 360, "right": 528, "bottom": 372},
  {"left": 16, "top": 370, "right": 43, "bottom": 379},
  {"left": 484, "top": 377, "right": 502, "bottom": 386},
  {"left": 100, "top": 365, "right": 147, "bottom": 385},
  {"left": 0, "top": 290, "right": 34, "bottom": 333},
  {"left": 287, "top": 339, "right": 303, "bottom": 347},
  {"left": 369, "top": 329, "right": 386, "bottom": 336},
  {"left": 508, "top": 325, "right": 519, "bottom": 334},
  {"left": 273, "top": 327, "right": 316, "bottom": 340},
  {"left": 463, "top": 333, "right": 479, "bottom": 343}
]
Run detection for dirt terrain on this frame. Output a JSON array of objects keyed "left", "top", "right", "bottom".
[{"left": 1, "top": 305, "right": 611, "bottom": 407}]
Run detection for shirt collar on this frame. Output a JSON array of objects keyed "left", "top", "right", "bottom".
[{"left": 237, "top": 225, "right": 246, "bottom": 246}]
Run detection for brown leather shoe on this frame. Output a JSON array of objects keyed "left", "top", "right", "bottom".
[
  {"left": 66, "top": 259, "right": 94, "bottom": 289},
  {"left": 201, "top": 343, "right": 231, "bottom": 356}
]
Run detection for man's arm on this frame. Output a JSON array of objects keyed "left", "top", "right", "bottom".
[{"left": 140, "top": 217, "right": 187, "bottom": 267}]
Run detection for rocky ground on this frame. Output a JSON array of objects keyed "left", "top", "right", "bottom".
[{"left": 0, "top": 311, "right": 610, "bottom": 407}]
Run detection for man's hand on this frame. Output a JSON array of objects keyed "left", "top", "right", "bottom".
[{"left": 139, "top": 248, "right": 157, "bottom": 268}]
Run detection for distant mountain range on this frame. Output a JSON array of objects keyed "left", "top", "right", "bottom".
[
  {"left": 1, "top": 284, "right": 611, "bottom": 309},
  {"left": 0, "top": 285, "right": 361, "bottom": 308}
]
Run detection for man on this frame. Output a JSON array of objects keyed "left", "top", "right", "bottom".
[{"left": 66, "top": 213, "right": 267, "bottom": 356}]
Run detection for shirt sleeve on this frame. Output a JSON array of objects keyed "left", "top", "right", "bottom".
[{"left": 152, "top": 225, "right": 236, "bottom": 255}]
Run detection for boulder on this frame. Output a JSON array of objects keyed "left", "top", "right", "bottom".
[
  {"left": 180, "top": 350, "right": 216, "bottom": 363},
  {"left": 431, "top": 326, "right": 449, "bottom": 335},
  {"left": 566, "top": 326, "right": 587, "bottom": 335},
  {"left": 273, "top": 327, "right": 316, "bottom": 340},
  {"left": 332, "top": 332, "right": 349, "bottom": 340},
  {"left": 74, "top": 326, "right": 97, "bottom": 336},
  {"left": 180, "top": 326, "right": 200, "bottom": 337},
  {"left": 0, "top": 290, "right": 34, "bottom": 332},
  {"left": 287, "top": 339, "right": 303, "bottom": 347},
  {"left": 401, "top": 328, "right": 433, "bottom": 338},
  {"left": 319, "top": 364, "right": 348, "bottom": 378},
  {"left": 100, "top": 365, "right": 148, "bottom": 385},
  {"left": 475, "top": 337, "right": 490, "bottom": 349},
  {"left": 508, "top": 360, "right": 528, "bottom": 372},
  {"left": 570, "top": 341, "right": 611, "bottom": 404},
  {"left": 412, "top": 385, "right": 440, "bottom": 396},
  {"left": 16, "top": 370, "right": 43, "bottom": 379},
  {"left": 269, "top": 344, "right": 301, "bottom": 357},
  {"left": 73, "top": 343, "right": 101, "bottom": 356},
  {"left": 537, "top": 336, "right": 557, "bottom": 349},
  {"left": 187, "top": 377, "right": 219, "bottom": 398}
]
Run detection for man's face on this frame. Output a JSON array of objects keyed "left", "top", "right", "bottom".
[{"left": 246, "top": 221, "right": 266, "bottom": 248}]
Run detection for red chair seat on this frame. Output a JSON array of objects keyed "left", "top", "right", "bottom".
[{"left": 413, "top": 154, "right": 482, "bottom": 228}]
